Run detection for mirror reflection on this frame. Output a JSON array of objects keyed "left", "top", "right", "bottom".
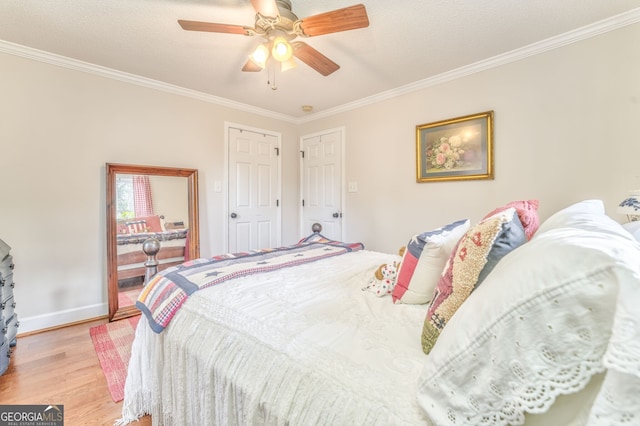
[
  {"left": 106, "top": 164, "right": 199, "bottom": 321},
  {"left": 115, "top": 174, "right": 189, "bottom": 305}
]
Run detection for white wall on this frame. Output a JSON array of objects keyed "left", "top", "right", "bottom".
[
  {"left": 0, "top": 52, "right": 298, "bottom": 333},
  {"left": 299, "top": 22, "right": 640, "bottom": 253},
  {"left": 149, "top": 175, "right": 189, "bottom": 227},
  {"left": 1, "top": 21, "right": 638, "bottom": 333}
]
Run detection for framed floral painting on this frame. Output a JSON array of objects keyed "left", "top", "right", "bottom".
[{"left": 416, "top": 111, "right": 494, "bottom": 182}]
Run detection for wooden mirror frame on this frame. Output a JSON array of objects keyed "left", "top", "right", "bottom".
[{"left": 106, "top": 163, "right": 200, "bottom": 321}]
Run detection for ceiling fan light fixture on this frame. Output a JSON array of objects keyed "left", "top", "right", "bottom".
[
  {"left": 179, "top": 2, "right": 370, "bottom": 79},
  {"left": 249, "top": 43, "right": 269, "bottom": 68},
  {"left": 271, "top": 36, "right": 293, "bottom": 62},
  {"left": 280, "top": 57, "right": 297, "bottom": 72}
]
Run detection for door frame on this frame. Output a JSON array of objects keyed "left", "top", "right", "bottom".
[
  {"left": 224, "top": 121, "right": 282, "bottom": 253},
  {"left": 298, "top": 126, "right": 346, "bottom": 241}
]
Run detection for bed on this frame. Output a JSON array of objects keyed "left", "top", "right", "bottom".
[
  {"left": 118, "top": 200, "right": 640, "bottom": 425},
  {"left": 116, "top": 215, "right": 189, "bottom": 285}
]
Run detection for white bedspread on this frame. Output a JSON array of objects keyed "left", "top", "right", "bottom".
[
  {"left": 120, "top": 250, "right": 432, "bottom": 425},
  {"left": 119, "top": 222, "right": 640, "bottom": 425}
]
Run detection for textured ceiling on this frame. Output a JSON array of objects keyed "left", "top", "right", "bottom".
[{"left": 1, "top": 1, "right": 639, "bottom": 120}]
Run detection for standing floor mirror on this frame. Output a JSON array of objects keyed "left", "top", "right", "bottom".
[{"left": 106, "top": 163, "right": 200, "bottom": 321}]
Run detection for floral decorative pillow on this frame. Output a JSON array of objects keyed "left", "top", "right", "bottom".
[
  {"left": 421, "top": 208, "right": 527, "bottom": 354},
  {"left": 482, "top": 199, "right": 540, "bottom": 240},
  {"left": 392, "top": 219, "right": 470, "bottom": 305}
]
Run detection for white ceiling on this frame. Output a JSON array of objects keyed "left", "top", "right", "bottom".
[{"left": 1, "top": 1, "right": 639, "bottom": 121}]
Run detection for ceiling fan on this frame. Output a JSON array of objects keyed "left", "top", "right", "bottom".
[{"left": 178, "top": 0, "right": 369, "bottom": 76}]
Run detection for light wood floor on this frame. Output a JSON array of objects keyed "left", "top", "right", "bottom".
[{"left": 0, "top": 318, "right": 151, "bottom": 426}]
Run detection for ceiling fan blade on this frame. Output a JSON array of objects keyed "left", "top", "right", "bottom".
[
  {"left": 241, "top": 59, "right": 263, "bottom": 72},
  {"left": 178, "top": 20, "right": 251, "bottom": 35},
  {"left": 292, "top": 42, "right": 339, "bottom": 76},
  {"left": 299, "top": 4, "right": 369, "bottom": 37},
  {"left": 250, "top": 0, "right": 279, "bottom": 18}
]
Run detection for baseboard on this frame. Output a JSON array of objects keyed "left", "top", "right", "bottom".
[{"left": 16, "top": 303, "right": 108, "bottom": 335}]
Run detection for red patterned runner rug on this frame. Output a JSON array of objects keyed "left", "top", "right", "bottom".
[
  {"left": 118, "top": 287, "right": 141, "bottom": 307},
  {"left": 90, "top": 316, "right": 140, "bottom": 402}
]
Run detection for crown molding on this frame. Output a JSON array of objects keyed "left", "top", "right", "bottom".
[
  {"left": 0, "top": 40, "right": 297, "bottom": 124},
  {"left": 1, "top": 6, "right": 639, "bottom": 126},
  {"left": 298, "top": 7, "right": 640, "bottom": 124}
]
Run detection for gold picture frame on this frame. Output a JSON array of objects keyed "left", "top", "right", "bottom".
[{"left": 416, "top": 111, "right": 494, "bottom": 182}]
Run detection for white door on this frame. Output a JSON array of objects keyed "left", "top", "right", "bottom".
[
  {"left": 300, "top": 128, "right": 344, "bottom": 240},
  {"left": 227, "top": 124, "right": 281, "bottom": 252}
]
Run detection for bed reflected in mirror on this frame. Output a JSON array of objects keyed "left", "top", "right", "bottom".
[{"left": 106, "top": 163, "right": 199, "bottom": 321}]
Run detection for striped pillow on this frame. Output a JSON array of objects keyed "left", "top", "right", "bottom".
[
  {"left": 392, "top": 219, "right": 470, "bottom": 305},
  {"left": 126, "top": 220, "right": 148, "bottom": 234}
]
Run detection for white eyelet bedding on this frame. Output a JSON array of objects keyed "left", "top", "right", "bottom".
[{"left": 119, "top": 200, "right": 640, "bottom": 426}]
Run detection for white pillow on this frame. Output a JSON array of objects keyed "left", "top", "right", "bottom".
[
  {"left": 534, "top": 199, "right": 605, "bottom": 235},
  {"left": 622, "top": 221, "right": 640, "bottom": 242},
  {"left": 416, "top": 201, "right": 640, "bottom": 424}
]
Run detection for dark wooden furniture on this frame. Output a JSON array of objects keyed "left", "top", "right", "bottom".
[{"left": 0, "top": 239, "right": 18, "bottom": 375}]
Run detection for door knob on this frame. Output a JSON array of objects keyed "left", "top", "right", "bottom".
[{"left": 230, "top": 212, "right": 238, "bottom": 218}]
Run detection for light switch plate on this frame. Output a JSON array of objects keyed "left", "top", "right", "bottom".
[{"left": 348, "top": 181, "right": 358, "bottom": 192}]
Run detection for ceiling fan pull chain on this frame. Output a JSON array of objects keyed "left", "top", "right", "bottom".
[
  {"left": 266, "top": 61, "right": 271, "bottom": 87},
  {"left": 268, "top": 61, "right": 277, "bottom": 90}
]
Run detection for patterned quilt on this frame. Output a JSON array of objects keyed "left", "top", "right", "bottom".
[
  {"left": 136, "top": 234, "right": 364, "bottom": 333},
  {"left": 117, "top": 229, "right": 188, "bottom": 246}
]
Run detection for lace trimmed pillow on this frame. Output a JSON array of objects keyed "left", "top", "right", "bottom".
[
  {"left": 416, "top": 199, "right": 640, "bottom": 425},
  {"left": 392, "top": 219, "right": 470, "bottom": 305},
  {"left": 421, "top": 207, "right": 526, "bottom": 354}
]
